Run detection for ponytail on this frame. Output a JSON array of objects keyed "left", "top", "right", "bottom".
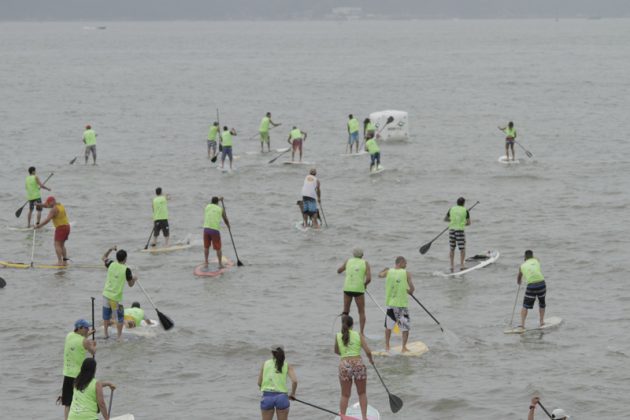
[
  {"left": 272, "top": 348, "right": 285, "bottom": 373},
  {"left": 74, "top": 358, "right": 97, "bottom": 392},
  {"left": 341, "top": 314, "right": 354, "bottom": 347}
]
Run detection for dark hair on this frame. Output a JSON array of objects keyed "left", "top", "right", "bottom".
[
  {"left": 348, "top": 114, "right": 353, "bottom": 119},
  {"left": 211, "top": 196, "right": 219, "bottom": 204},
  {"left": 524, "top": 250, "right": 534, "bottom": 259},
  {"left": 156, "top": 187, "right": 162, "bottom": 195},
  {"left": 223, "top": 126, "right": 228, "bottom": 131},
  {"left": 266, "top": 112, "right": 271, "bottom": 117},
  {"left": 457, "top": 197, "right": 465, "bottom": 206},
  {"left": 272, "top": 348, "right": 285, "bottom": 373},
  {"left": 28, "top": 166, "right": 36, "bottom": 174},
  {"left": 341, "top": 315, "right": 354, "bottom": 346},
  {"left": 395, "top": 256, "right": 406, "bottom": 265},
  {"left": 508, "top": 121, "right": 514, "bottom": 128},
  {"left": 116, "top": 249, "right": 127, "bottom": 262},
  {"left": 74, "top": 358, "right": 97, "bottom": 392},
  {"left": 363, "top": 118, "right": 370, "bottom": 124},
  {"left": 213, "top": 121, "right": 219, "bottom": 126},
  {"left": 131, "top": 301, "right": 140, "bottom": 308}
]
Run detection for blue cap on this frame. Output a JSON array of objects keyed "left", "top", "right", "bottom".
[{"left": 74, "top": 319, "right": 92, "bottom": 329}]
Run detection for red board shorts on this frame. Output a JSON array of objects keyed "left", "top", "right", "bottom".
[
  {"left": 203, "top": 228, "right": 221, "bottom": 250},
  {"left": 292, "top": 139, "right": 302, "bottom": 151},
  {"left": 54, "top": 224, "right": 71, "bottom": 242}
]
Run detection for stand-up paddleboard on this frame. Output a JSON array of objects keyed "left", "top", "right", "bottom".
[
  {"left": 369, "top": 165, "right": 385, "bottom": 175},
  {"left": 217, "top": 166, "right": 237, "bottom": 173},
  {"left": 6, "top": 221, "right": 76, "bottom": 232},
  {"left": 504, "top": 316, "right": 563, "bottom": 334},
  {"left": 334, "top": 402, "right": 380, "bottom": 420},
  {"left": 437, "top": 250, "right": 500, "bottom": 277},
  {"left": 498, "top": 156, "right": 521, "bottom": 164},
  {"left": 340, "top": 151, "right": 368, "bottom": 157},
  {"left": 295, "top": 221, "right": 310, "bottom": 232},
  {"left": 140, "top": 242, "right": 192, "bottom": 254},
  {"left": 0, "top": 261, "right": 103, "bottom": 270},
  {"left": 283, "top": 161, "right": 314, "bottom": 166},
  {"left": 372, "top": 340, "right": 428, "bottom": 357},
  {"left": 193, "top": 257, "right": 234, "bottom": 277},
  {"left": 111, "top": 415, "right": 134, "bottom": 420}
]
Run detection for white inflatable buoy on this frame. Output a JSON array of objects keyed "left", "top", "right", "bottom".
[{"left": 369, "top": 110, "right": 409, "bottom": 141}]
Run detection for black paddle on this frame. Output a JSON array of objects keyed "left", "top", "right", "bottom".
[
  {"left": 516, "top": 141, "right": 534, "bottom": 158},
  {"left": 69, "top": 152, "right": 82, "bottom": 165},
  {"left": 410, "top": 293, "right": 444, "bottom": 332},
  {"left": 537, "top": 400, "right": 554, "bottom": 419},
  {"left": 143, "top": 227, "right": 155, "bottom": 250},
  {"left": 361, "top": 116, "right": 394, "bottom": 150},
  {"left": 418, "top": 201, "right": 479, "bottom": 255},
  {"left": 90, "top": 296, "right": 95, "bottom": 344},
  {"left": 319, "top": 201, "right": 328, "bottom": 228},
  {"left": 108, "top": 389, "right": 114, "bottom": 418},
  {"left": 135, "top": 279, "right": 174, "bottom": 330},
  {"left": 15, "top": 173, "right": 54, "bottom": 218},
  {"left": 0, "top": 277, "right": 6, "bottom": 288},
  {"left": 211, "top": 108, "right": 221, "bottom": 163},
  {"left": 292, "top": 398, "right": 357, "bottom": 419},
  {"left": 220, "top": 200, "right": 244, "bottom": 266},
  {"left": 371, "top": 362, "right": 403, "bottom": 413},
  {"left": 268, "top": 148, "right": 291, "bottom": 164}
]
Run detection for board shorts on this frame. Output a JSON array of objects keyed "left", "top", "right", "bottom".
[
  {"left": 61, "top": 375, "right": 75, "bottom": 406},
  {"left": 84, "top": 144, "right": 96, "bottom": 158},
  {"left": 54, "top": 224, "right": 71, "bottom": 242},
  {"left": 505, "top": 137, "right": 515, "bottom": 145},
  {"left": 291, "top": 139, "right": 302, "bottom": 150},
  {"left": 260, "top": 131, "right": 270, "bottom": 142},
  {"left": 207, "top": 140, "right": 217, "bottom": 151},
  {"left": 203, "top": 228, "right": 221, "bottom": 250},
  {"left": 102, "top": 296, "right": 124, "bottom": 323},
  {"left": 29, "top": 197, "right": 42, "bottom": 211},
  {"left": 221, "top": 145, "right": 233, "bottom": 161},
  {"left": 523, "top": 281, "right": 546, "bottom": 309},
  {"left": 260, "top": 391, "right": 290, "bottom": 410},
  {"left": 385, "top": 307, "right": 410, "bottom": 331},
  {"left": 370, "top": 152, "right": 380, "bottom": 165},
  {"left": 153, "top": 220, "right": 170, "bottom": 237},
  {"left": 344, "top": 291, "right": 364, "bottom": 298},
  {"left": 339, "top": 358, "right": 367, "bottom": 382},
  {"left": 348, "top": 131, "right": 359, "bottom": 144},
  {"left": 449, "top": 229, "right": 465, "bottom": 251},
  {"left": 302, "top": 197, "right": 317, "bottom": 215}
]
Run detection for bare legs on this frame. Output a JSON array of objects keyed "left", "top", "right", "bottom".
[{"left": 343, "top": 294, "right": 366, "bottom": 335}]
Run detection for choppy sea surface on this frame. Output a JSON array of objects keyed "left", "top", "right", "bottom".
[{"left": 1, "top": 19, "right": 629, "bottom": 419}]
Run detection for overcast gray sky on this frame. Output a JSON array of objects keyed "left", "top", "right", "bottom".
[{"left": 2, "top": 0, "right": 629, "bottom": 20}]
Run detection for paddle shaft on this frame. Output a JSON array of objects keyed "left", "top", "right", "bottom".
[
  {"left": 143, "top": 226, "right": 155, "bottom": 250},
  {"left": 537, "top": 401, "right": 553, "bottom": 419},
  {"left": 248, "top": 124, "right": 278, "bottom": 140},
  {"left": 371, "top": 362, "right": 392, "bottom": 395},
  {"left": 91, "top": 297, "right": 95, "bottom": 343},
  {"left": 410, "top": 293, "right": 444, "bottom": 332},
  {"left": 29, "top": 228, "right": 37, "bottom": 267},
  {"left": 108, "top": 389, "right": 114, "bottom": 418},
  {"left": 318, "top": 202, "right": 328, "bottom": 227},
  {"left": 268, "top": 148, "right": 290, "bottom": 163},
  {"left": 221, "top": 201, "right": 243, "bottom": 266},
  {"left": 515, "top": 141, "right": 533, "bottom": 157},
  {"left": 16, "top": 172, "right": 54, "bottom": 218},
  {"left": 135, "top": 279, "right": 159, "bottom": 311},
  {"left": 292, "top": 398, "right": 340, "bottom": 417},
  {"left": 509, "top": 283, "right": 522, "bottom": 326},
  {"left": 361, "top": 115, "right": 393, "bottom": 149},
  {"left": 366, "top": 289, "right": 400, "bottom": 333}
]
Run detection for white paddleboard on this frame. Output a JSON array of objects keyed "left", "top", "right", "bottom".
[
  {"left": 140, "top": 242, "right": 192, "bottom": 253},
  {"left": 294, "top": 221, "right": 310, "bottom": 232},
  {"left": 340, "top": 151, "right": 368, "bottom": 157},
  {"left": 504, "top": 316, "right": 563, "bottom": 334},
  {"left": 438, "top": 250, "right": 500, "bottom": 277},
  {"left": 334, "top": 402, "right": 380, "bottom": 420},
  {"left": 369, "top": 165, "right": 385, "bottom": 175},
  {"left": 372, "top": 340, "right": 428, "bottom": 357},
  {"left": 283, "top": 161, "right": 314, "bottom": 165},
  {"left": 217, "top": 166, "right": 237, "bottom": 172},
  {"left": 498, "top": 156, "right": 521, "bottom": 164},
  {"left": 111, "top": 414, "right": 134, "bottom": 420}
]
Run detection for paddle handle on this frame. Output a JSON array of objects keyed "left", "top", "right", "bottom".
[{"left": 410, "top": 294, "right": 444, "bottom": 332}]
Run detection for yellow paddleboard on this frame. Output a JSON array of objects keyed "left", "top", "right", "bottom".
[
  {"left": 372, "top": 340, "right": 429, "bottom": 357},
  {"left": 0, "top": 261, "right": 103, "bottom": 269}
]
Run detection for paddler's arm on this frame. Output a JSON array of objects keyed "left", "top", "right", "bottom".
[
  {"left": 126, "top": 268, "right": 136, "bottom": 287},
  {"left": 220, "top": 198, "right": 231, "bottom": 228},
  {"left": 337, "top": 259, "right": 348, "bottom": 274},
  {"left": 364, "top": 262, "right": 372, "bottom": 287},
  {"left": 101, "top": 246, "right": 117, "bottom": 263},
  {"left": 83, "top": 337, "right": 97, "bottom": 357},
  {"left": 378, "top": 268, "right": 389, "bottom": 278},
  {"left": 287, "top": 134, "right": 291, "bottom": 144},
  {"left": 316, "top": 180, "right": 321, "bottom": 203},
  {"left": 466, "top": 210, "right": 471, "bottom": 226},
  {"left": 498, "top": 126, "right": 506, "bottom": 132},
  {"left": 36, "top": 176, "right": 51, "bottom": 191},
  {"left": 360, "top": 334, "right": 374, "bottom": 365},
  {"left": 287, "top": 364, "right": 298, "bottom": 400},
  {"left": 302, "top": 131, "right": 307, "bottom": 142},
  {"left": 144, "top": 317, "right": 154, "bottom": 325},
  {"left": 271, "top": 119, "right": 280, "bottom": 127},
  {"left": 517, "top": 270, "right": 523, "bottom": 285},
  {"left": 34, "top": 205, "right": 57, "bottom": 228},
  {"left": 257, "top": 363, "right": 264, "bottom": 388},
  {"left": 333, "top": 337, "right": 340, "bottom": 356},
  {"left": 528, "top": 397, "right": 539, "bottom": 420},
  {"left": 444, "top": 210, "right": 450, "bottom": 222},
  {"left": 95, "top": 381, "right": 109, "bottom": 420},
  {"left": 406, "top": 273, "right": 415, "bottom": 295}
]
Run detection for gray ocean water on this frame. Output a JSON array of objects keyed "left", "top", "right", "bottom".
[{"left": 1, "top": 19, "right": 629, "bottom": 419}]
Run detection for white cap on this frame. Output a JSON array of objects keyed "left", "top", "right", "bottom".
[{"left": 551, "top": 408, "right": 570, "bottom": 419}]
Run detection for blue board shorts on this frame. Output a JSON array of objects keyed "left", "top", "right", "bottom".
[
  {"left": 221, "top": 146, "right": 233, "bottom": 160},
  {"left": 302, "top": 197, "right": 317, "bottom": 215},
  {"left": 370, "top": 152, "right": 380, "bottom": 165},
  {"left": 348, "top": 131, "right": 359, "bottom": 144},
  {"left": 260, "top": 391, "right": 290, "bottom": 410},
  {"left": 523, "top": 281, "right": 546, "bottom": 309},
  {"left": 102, "top": 296, "right": 124, "bottom": 323}
]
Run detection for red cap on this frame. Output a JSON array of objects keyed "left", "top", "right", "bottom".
[{"left": 45, "top": 196, "right": 56, "bottom": 205}]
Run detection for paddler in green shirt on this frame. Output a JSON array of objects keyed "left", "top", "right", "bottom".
[
  {"left": 378, "top": 256, "right": 415, "bottom": 353},
  {"left": 444, "top": 197, "right": 471, "bottom": 273},
  {"left": 364, "top": 133, "right": 381, "bottom": 172},
  {"left": 498, "top": 121, "right": 517, "bottom": 161},
  {"left": 207, "top": 121, "right": 219, "bottom": 158},
  {"left": 124, "top": 302, "right": 154, "bottom": 328},
  {"left": 337, "top": 248, "right": 372, "bottom": 335},
  {"left": 347, "top": 114, "right": 360, "bottom": 153},
  {"left": 363, "top": 117, "right": 376, "bottom": 141},
  {"left": 151, "top": 187, "right": 170, "bottom": 248},
  {"left": 259, "top": 112, "right": 281, "bottom": 153},
  {"left": 516, "top": 250, "right": 547, "bottom": 330},
  {"left": 61, "top": 319, "right": 96, "bottom": 420},
  {"left": 82, "top": 124, "right": 97, "bottom": 165},
  {"left": 25, "top": 166, "right": 51, "bottom": 227},
  {"left": 101, "top": 246, "right": 137, "bottom": 341},
  {"left": 220, "top": 126, "right": 237, "bottom": 170},
  {"left": 203, "top": 196, "right": 231, "bottom": 268}
]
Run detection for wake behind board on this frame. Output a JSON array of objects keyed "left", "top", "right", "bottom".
[
  {"left": 194, "top": 257, "right": 234, "bottom": 277},
  {"left": 283, "top": 161, "right": 314, "bottom": 166},
  {"left": 334, "top": 402, "right": 380, "bottom": 420},
  {"left": 140, "top": 242, "right": 192, "bottom": 254},
  {"left": 498, "top": 156, "right": 521, "bottom": 164},
  {"left": 369, "top": 165, "right": 385, "bottom": 175},
  {"left": 504, "top": 316, "right": 563, "bottom": 334},
  {"left": 438, "top": 250, "right": 500, "bottom": 277},
  {"left": 372, "top": 340, "right": 429, "bottom": 357},
  {"left": 0, "top": 261, "right": 103, "bottom": 270}
]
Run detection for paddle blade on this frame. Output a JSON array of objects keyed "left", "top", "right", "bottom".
[
  {"left": 156, "top": 309, "right": 174, "bottom": 330},
  {"left": 419, "top": 242, "right": 431, "bottom": 254},
  {"left": 389, "top": 393, "right": 403, "bottom": 413},
  {"left": 526, "top": 151, "right": 533, "bottom": 158},
  {"left": 237, "top": 259, "right": 244, "bottom": 267},
  {"left": 0, "top": 277, "right": 6, "bottom": 288},
  {"left": 15, "top": 206, "right": 24, "bottom": 218},
  {"left": 69, "top": 156, "right": 77, "bottom": 165},
  {"left": 386, "top": 116, "right": 394, "bottom": 124},
  {"left": 210, "top": 155, "right": 217, "bottom": 163}
]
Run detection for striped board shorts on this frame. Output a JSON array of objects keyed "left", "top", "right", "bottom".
[
  {"left": 523, "top": 281, "right": 546, "bottom": 309},
  {"left": 449, "top": 229, "right": 465, "bottom": 250}
]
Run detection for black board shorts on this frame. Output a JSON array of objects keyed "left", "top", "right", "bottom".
[
  {"left": 153, "top": 220, "right": 169, "bottom": 237},
  {"left": 61, "top": 375, "right": 74, "bottom": 406}
]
